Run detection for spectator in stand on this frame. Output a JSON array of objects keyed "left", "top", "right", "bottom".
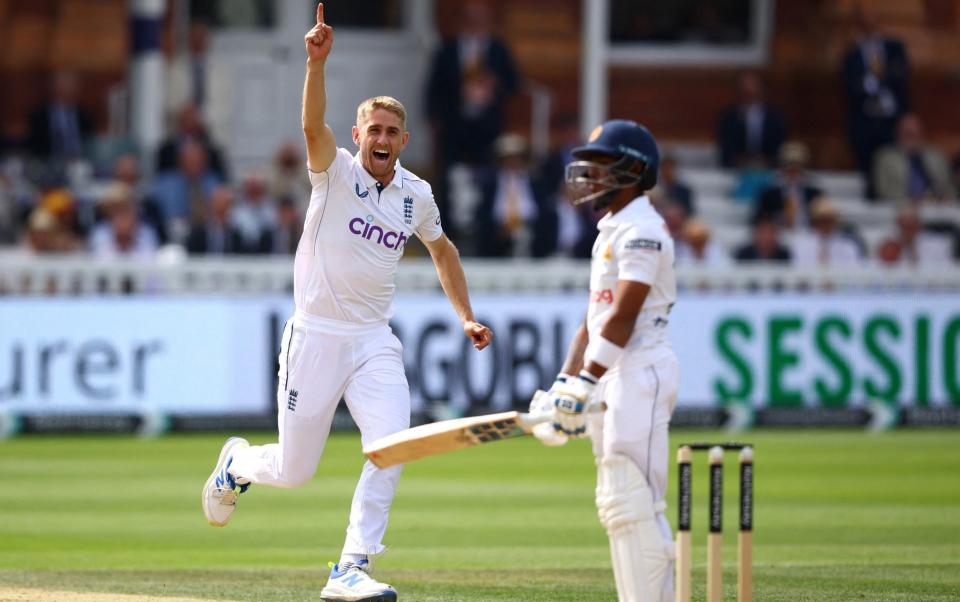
[
  {"left": 232, "top": 171, "right": 276, "bottom": 254},
  {"left": 22, "top": 207, "right": 79, "bottom": 255},
  {"left": 651, "top": 155, "right": 695, "bottom": 216},
  {"left": 185, "top": 186, "right": 245, "bottom": 255},
  {"left": 532, "top": 116, "right": 596, "bottom": 259},
  {"left": 716, "top": 72, "right": 786, "bottom": 169},
  {"left": 873, "top": 114, "right": 957, "bottom": 202},
  {"left": 675, "top": 218, "right": 730, "bottom": 267},
  {"left": 155, "top": 104, "right": 229, "bottom": 180},
  {"left": 151, "top": 140, "right": 221, "bottom": 242},
  {"left": 754, "top": 141, "right": 823, "bottom": 229},
  {"left": 27, "top": 71, "right": 94, "bottom": 163},
  {"left": 876, "top": 204, "right": 953, "bottom": 266},
  {"left": 112, "top": 153, "right": 167, "bottom": 243},
  {"left": 425, "top": 0, "right": 519, "bottom": 241},
  {"left": 661, "top": 202, "right": 688, "bottom": 243},
  {"left": 0, "top": 168, "right": 17, "bottom": 245},
  {"left": 37, "top": 187, "right": 85, "bottom": 243},
  {"left": 166, "top": 22, "right": 212, "bottom": 111},
  {"left": 842, "top": 5, "right": 909, "bottom": 191},
  {"left": 272, "top": 197, "right": 303, "bottom": 255},
  {"left": 88, "top": 183, "right": 159, "bottom": 260},
  {"left": 475, "top": 134, "right": 549, "bottom": 257},
  {"left": 791, "top": 198, "right": 862, "bottom": 267},
  {"left": 735, "top": 215, "right": 792, "bottom": 262},
  {"left": 951, "top": 151, "right": 960, "bottom": 195},
  {"left": 269, "top": 141, "right": 312, "bottom": 213}
]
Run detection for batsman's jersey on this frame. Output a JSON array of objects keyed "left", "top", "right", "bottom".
[
  {"left": 588, "top": 195, "right": 677, "bottom": 366},
  {"left": 296, "top": 149, "right": 443, "bottom": 323}
]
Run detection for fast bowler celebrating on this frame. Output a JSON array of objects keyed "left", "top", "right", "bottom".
[
  {"left": 533, "top": 120, "right": 679, "bottom": 601},
  {"left": 201, "top": 5, "right": 492, "bottom": 601}
]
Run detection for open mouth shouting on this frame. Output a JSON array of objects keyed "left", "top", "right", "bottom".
[{"left": 371, "top": 148, "right": 391, "bottom": 170}]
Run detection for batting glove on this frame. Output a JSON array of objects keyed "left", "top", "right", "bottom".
[
  {"left": 529, "top": 378, "right": 571, "bottom": 447},
  {"left": 551, "top": 371, "right": 598, "bottom": 438}
]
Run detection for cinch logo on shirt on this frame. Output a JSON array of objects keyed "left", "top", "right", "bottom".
[{"left": 348, "top": 215, "right": 408, "bottom": 250}]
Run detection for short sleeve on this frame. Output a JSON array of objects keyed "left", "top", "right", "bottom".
[
  {"left": 415, "top": 189, "right": 444, "bottom": 242},
  {"left": 616, "top": 224, "right": 665, "bottom": 285},
  {"left": 307, "top": 148, "right": 352, "bottom": 189}
]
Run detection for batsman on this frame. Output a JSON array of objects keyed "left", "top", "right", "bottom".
[{"left": 533, "top": 120, "right": 679, "bottom": 602}]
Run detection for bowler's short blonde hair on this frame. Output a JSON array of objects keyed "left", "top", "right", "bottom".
[{"left": 356, "top": 96, "right": 407, "bottom": 131}]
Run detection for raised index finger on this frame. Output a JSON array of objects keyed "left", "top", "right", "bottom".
[{"left": 316, "top": 2, "right": 324, "bottom": 25}]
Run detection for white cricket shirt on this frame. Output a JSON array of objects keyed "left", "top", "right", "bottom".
[
  {"left": 588, "top": 195, "right": 677, "bottom": 365},
  {"left": 295, "top": 148, "right": 443, "bottom": 324}
]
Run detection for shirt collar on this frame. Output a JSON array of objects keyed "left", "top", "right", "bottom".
[
  {"left": 354, "top": 152, "right": 404, "bottom": 191},
  {"left": 597, "top": 195, "right": 652, "bottom": 230}
]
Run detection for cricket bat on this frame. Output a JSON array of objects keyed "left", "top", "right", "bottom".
[{"left": 363, "top": 391, "right": 602, "bottom": 468}]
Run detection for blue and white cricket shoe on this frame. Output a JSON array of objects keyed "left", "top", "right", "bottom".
[
  {"left": 320, "top": 560, "right": 398, "bottom": 601},
  {"left": 201, "top": 437, "right": 250, "bottom": 527}
]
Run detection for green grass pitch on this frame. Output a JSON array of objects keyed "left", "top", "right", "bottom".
[{"left": 1, "top": 429, "right": 959, "bottom": 601}]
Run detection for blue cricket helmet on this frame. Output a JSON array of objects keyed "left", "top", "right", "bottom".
[{"left": 572, "top": 119, "right": 660, "bottom": 190}]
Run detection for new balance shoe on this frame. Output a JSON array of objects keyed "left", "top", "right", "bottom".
[
  {"left": 320, "top": 560, "right": 397, "bottom": 602},
  {"left": 201, "top": 437, "right": 251, "bottom": 527}
]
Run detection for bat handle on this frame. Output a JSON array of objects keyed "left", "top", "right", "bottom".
[{"left": 520, "top": 397, "right": 606, "bottom": 428}]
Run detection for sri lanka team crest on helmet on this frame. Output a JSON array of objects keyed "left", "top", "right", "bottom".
[{"left": 588, "top": 125, "right": 603, "bottom": 142}]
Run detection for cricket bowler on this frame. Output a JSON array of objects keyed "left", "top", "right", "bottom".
[
  {"left": 201, "top": 5, "right": 493, "bottom": 601},
  {"left": 532, "top": 119, "right": 679, "bottom": 601}
]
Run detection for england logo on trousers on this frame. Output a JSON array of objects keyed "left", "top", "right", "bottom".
[{"left": 287, "top": 390, "right": 299, "bottom": 411}]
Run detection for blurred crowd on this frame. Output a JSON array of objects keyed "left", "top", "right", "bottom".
[{"left": 0, "top": 3, "right": 957, "bottom": 269}]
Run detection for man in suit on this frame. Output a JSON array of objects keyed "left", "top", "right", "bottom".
[
  {"left": 716, "top": 72, "right": 786, "bottom": 169},
  {"left": 185, "top": 185, "right": 246, "bottom": 255},
  {"left": 425, "top": 0, "right": 519, "bottom": 241},
  {"left": 155, "top": 104, "right": 229, "bottom": 180},
  {"left": 27, "top": 71, "right": 94, "bottom": 162},
  {"left": 474, "top": 134, "right": 551, "bottom": 257},
  {"left": 735, "top": 215, "right": 792, "bottom": 262},
  {"left": 842, "top": 6, "right": 910, "bottom": 192},
  {"left": 873, "top": 114, "right": 957, "bottom": 202}
]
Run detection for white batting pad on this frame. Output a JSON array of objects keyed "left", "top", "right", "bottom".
[{"left": 596, "top": 454, "right": 673, "bottom": 602}]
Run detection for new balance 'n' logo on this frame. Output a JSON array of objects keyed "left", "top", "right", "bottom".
[
  {"left": 287, "top": 390, "right": 298, "bottom": 411},
  {"left": 355, "top": 183, "right": 369, "bottom": 198},
  {"left": 341, "top": 572, "right": 363, "bottom": 587}
]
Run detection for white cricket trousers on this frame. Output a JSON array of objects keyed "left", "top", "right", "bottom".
[
  {"left": 230, "top": 310, "right": 410, "bottom": 557},
  {"left": 588, "top": 350, "right": 680, "bottom": 554}
]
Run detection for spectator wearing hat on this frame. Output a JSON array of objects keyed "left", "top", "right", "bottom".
[
  {"left": 675, "top": 218, "right": 730, "bottom": 267},
  {"left": 88, "top": 183, "right": 159, "bottom": 260},
  {"left": 754, "top": 141, "right": 823, "bottom": 229},
  {"left": 734, "top": 215, "right": 792, "bottom": 262},
  {"left": 22, "top": 207, "right": 78, "bottom": 255},
  {"left": 873, "top": 114, "right": 957, "bottom": 202},
  {"left": 475, "top": 133, "right": 550, "bottom": 257},
  {"left": 790, "top": 198, "right": 862, "bottom": 267},
  {"left": 875, "top": 204, "right": 953, "bottom": 266}
]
